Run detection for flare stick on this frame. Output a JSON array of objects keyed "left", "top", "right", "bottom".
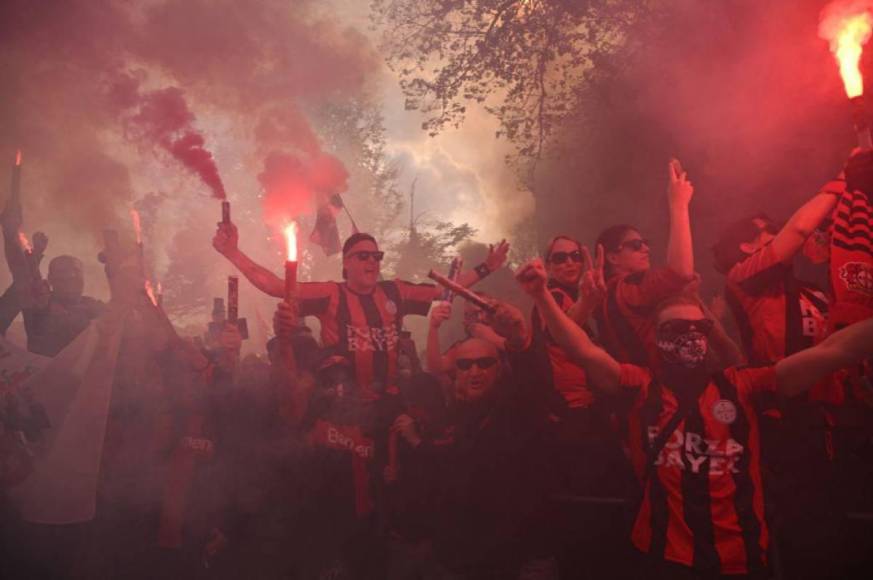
[{"left": 427, "top": 270, "right": 495, "bottom": 313}]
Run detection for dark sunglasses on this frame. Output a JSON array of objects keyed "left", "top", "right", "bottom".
[
  {"left": 549, "top": 250, "right": 583, "bottom": 265},
  {"left": 617, "top": 238, "right": 650, "bottom": 252},
  {"left": 455, "top": 357, "right": 498, "bottom": 371},
  {"left": 657, "top": 318, "right": 714, "bottom": 336},
  {"left": 347, "top": 251, "right": 385, "bottom": 262}
]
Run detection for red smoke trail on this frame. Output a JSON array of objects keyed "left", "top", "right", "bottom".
[
  {"left": 110, "top": 74, "right": 226, "bottom": 199},
  {"left": 258, "top": 149, "right": 348, "bottom": 228}
]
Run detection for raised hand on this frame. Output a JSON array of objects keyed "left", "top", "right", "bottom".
[
  {"left": 212, "top": 222, "right": 239, "bottom": 256},
  {"left": 580, "top": 244, "right": 606, "bottom": 300},
  {"left": 668, "top": 158, "right": 694, "bottom": 207},
  {"left": 486, "top": 299, "right": 527, "bottom": 345},
  {"left": 273, "top": 300, "right": 299, "bottom": 338},
  {"left": 392, "top": 414, "right": 422, "bottom": 447},
  {"left": 484, "top": 239, "right": 510, "bottom": 272},
  {"left": 429, "top": 301, "right": 453, "bottom": 329},
  {"left": 515, "top": 258, "right": 548, "bottom": 297},
  {"left": 32, "top": 232, "right": 48, "bottom": 257}
]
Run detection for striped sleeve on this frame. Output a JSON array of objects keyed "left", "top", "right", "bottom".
[
  {"left": 395, "top": 279, "right": 436, "bottom": 316},
  {"left": 727, "top": 244, "right": 784, "bottom": 294},
  {"left": 619, "top": 363, "right": 653, "bottom": 393},
  {"left": 297, "top": 281, "right": 335, "bottom": 317},
  {"left": 617, "top": 268, "right": 699, "bottom": 310}
]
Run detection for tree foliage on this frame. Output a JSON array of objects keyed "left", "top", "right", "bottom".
[{"left": 371, "top": 0, "right": 650, "bottom": 168}]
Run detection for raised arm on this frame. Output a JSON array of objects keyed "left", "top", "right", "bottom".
[
  {"left": 566, "top": 244, "right": 606, "bottom": 326},
  {"left": 445, "top": 239, "right": 510, "bottom": 298},
  {"left": 666, "top": 159, "right": 696, "bottom": 281},
  {"left": 776, "top": 317, "right": 873, "bottom": 398},
  {"left": 516, "top": 259, "right": 622, "bottom": 395},
  {"left": 213, "top": 222, "right": 283, "bottom": 298},
  {"left": 425, "top": 301, "right": 453, "bottom": 373},
  {"left": 768, "top": 176, "right": 844, "bottom": 263}
]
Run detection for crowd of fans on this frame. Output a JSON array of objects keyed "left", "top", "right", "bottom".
[{"left": 3, "top": 153, "right": 873, "bottom": 580}]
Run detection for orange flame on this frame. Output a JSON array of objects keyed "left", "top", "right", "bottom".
[
  {"left": 820, "top": 2, "right": 873, "bottom": 97},
  {"left": 144, "top": 280, "right": 158, "bottom": 306},
  {"left": 129, "top": 209, "right": 142, "bottom": 244},
  {"left": 18, "top": 232, "right": 32, "bottom": 254},
  {"left": 15, "top": 150, "right": 21, "bottom": 167},
  {"left": 284, "top": 222, "right": 298, "bottom": 262}
]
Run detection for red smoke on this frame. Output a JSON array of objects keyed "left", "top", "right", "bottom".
[
  {"left": 110, "top": 74, "right": 226, "bottom": 199},
  {"left": 258, "top": 150, "right": 348, "bottom": 228}
]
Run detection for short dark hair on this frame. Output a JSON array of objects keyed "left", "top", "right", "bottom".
[
  {"left": 342, "top": 232, "right": 377, "bottom": 256},
  {"left": 341, "top": 232, "right": 378, "bottom": 280},
  {"left": 711, "top": 214, "right": 772, "bottom": 275},
  {"left": 595, "top": 224, "right": 638, "bottom": 278},
  {"left": 652, "top": 294, "right": 705, "bottom": 321},
  {"left": 543, "top": 235, "right": 582, "bottom": 261}
]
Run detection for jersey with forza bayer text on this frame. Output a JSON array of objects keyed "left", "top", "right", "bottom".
[
  {"left": 620, "top": 364, "right": 775, "bottom": 575},
  {"left": 297, "top": 280, "right": 434, "bottom": 399}
]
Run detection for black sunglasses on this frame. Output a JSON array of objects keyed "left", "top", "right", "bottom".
[
  {"left": 549, "top": 250, "right": 583, "bottom": 265},
  {"left": 617, "top": 238, "right": 650, "bottom": 252},
  {"left": 455, "top": 357, "right": 498, "bottom": 371},
  {"left": 657, "top": 319, "right": 714, "bottom": 336},
  {"left": 347, "top": 251, "right": 385, "bottom": 262}
]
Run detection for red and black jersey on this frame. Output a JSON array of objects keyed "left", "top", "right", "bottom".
[
  {"left": 621, "top": 364, "right": 774, "bottom": 575},
  {"left": 531, "top": 280, "right": 595, "bottom": 409},
  {"left": 829, "top": 187, "right": 873, "bottom": 331},
  {"left": 726, "top": 243, "right": 828, "bottom": 365},
  {"left": 595, "top": 268, "right": 696, "bottom": 366},
  {"left": 307, "top": 418, "right": 376, "bottom": 517},
  {"left": 298, "top": 280, "right": 434, "bottom": 399}
]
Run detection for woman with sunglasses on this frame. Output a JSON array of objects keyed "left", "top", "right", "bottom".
[
  {"left": 517, "top": 257, "right": 873, "bottom": 579},
  {"left": 593, "top": 159, "right": 698, "bottom": 367},
  {"left": 214, "top": 223, "right": 509, "bottom": 401}
]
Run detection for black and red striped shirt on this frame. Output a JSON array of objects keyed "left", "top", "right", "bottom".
[
  {"left": 620, "top": 364, "right": 774, "bottom": 575},
  {"left": 829, "top": 187, "right": 873, "bottom": 331},
  {"left": 726, "top": 242, "right": 828, "bottom": 365},
  {"left": 297, "top": 280, "right": 434, "bottom": 399},
  {"left": 531, "top": 280, "right": 595, "bottom": 409}
]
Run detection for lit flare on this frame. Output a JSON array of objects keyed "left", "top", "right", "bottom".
[
  {"left": 284, "top": 222, "right": 298, "bottom": 262},
  {"left": 820, "top": 1, "right": 873, "bottom": 97},
  {"left": 18, "top": 232, "right": 32, "bottom": 254},
  {"left": 15, "top": 150, "right": 21, "bottom": 167},
  {"left": 130, "top": 209, "right": 142, "bottom": 245}
]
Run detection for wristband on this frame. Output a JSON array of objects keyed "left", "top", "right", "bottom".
[{"left": 474, "top": 262, "right": 491, "bottom": 279}]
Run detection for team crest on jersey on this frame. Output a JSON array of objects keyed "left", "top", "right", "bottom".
[
  {"left": 712, "top": 400, "right": 737, "bottom": 425},
  {"left": 839, "top": 262, "right": 873, "bottom": 296},
  {"left": 384, "top": 299, "right": 398, "bottom": 315},
  {"left": 346, "top": 324, "right": 399, "bottom": 352}
]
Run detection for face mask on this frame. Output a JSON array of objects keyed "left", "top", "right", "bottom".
[{"left": 656, "top": 319, "right": 713, "bottom": 369}]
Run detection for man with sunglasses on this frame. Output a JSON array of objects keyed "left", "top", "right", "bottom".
[
  {"left": 593, "top": 159, "right": 698, "bottom": 367},
  {"left": 214, "top": 224, "right": 509, "bottom": 400},
  {"left": 392, "top": 304, "right": 558, "bottom": 579},
  {"left": 517, "top": 257, "right": 873, "bottom": 579}
]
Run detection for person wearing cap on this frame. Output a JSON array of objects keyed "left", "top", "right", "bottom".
[{"left": 214, "top": 224, "right": 509, "bottom": 400}]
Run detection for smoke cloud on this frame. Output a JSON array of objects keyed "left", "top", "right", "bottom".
[{"left": 0, "top": 0, "right": 377, "bottom": 346}]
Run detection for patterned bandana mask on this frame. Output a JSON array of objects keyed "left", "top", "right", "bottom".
[{"left": 656, "top": 319, "right": 713, "bottom": 369}]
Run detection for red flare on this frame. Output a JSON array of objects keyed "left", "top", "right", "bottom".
[
  {"left": 15, "top": 150, "right": 21, "bottom": 167},
  {"left": 284, "top": 222, "right": 298, "bottom": 262},
  {"left": 130, "top": 209, "right": 142, "bottom": 245},
  {"left": 145, "top": 280, "right": 158, "bottom": 306},
  {"left": 820, "top": 1, "right": 873, "bottom": 98},
  {"left": 18, "top": 232, "right": 32, "bottom": 254}
]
